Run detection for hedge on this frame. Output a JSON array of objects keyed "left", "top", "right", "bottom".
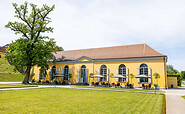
[
  {"left": 181, "top": 71, "right": 185, "bottom": 80},
  {"left": 167, "top": 74, "right": 182, "bottom": 86}
]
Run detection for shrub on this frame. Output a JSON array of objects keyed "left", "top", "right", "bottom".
[
  {"left": 32, "top": 79, "right": 35, "bottom": 83},
  {"left": 53, "top": 79, "right": 58, "bottom": 84},
  {"left": 154, "top": 84, "right": 158, "bottom": 87}
]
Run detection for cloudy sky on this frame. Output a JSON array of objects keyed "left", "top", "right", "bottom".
[{"left": 0, "top": 0, "right": 185, "bottom": 71}]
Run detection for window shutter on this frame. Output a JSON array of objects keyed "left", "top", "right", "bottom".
[
  {"left": 137, "top": 78, "right": 140, "bottom": 82},
  {"left": 38, "top": 69, "right": 40, "bottom": 80},
  {"left": 149, "top": 78, "right": 151, "bottom": 83},
  {"left": 126, "top": 68, "right": 129, "bottom": 82},
  {"left": 61, "top": 69, "right": 64, "bottom": 80},
  {"left": 137, "top": 68, "right": 139, "bottom": 76},
  {"left": 86, "top": 69, "right": 88, "bottom": 83},
  {"left": 107, "top": 68, "right": 109, "bottom": 82},
  {"left": 98, "top": 68, "right": 100, "bottom": 81},
  {"left": 49, "top": 69, "right": 51, "bottom": 80},
  {"left": 68, "top": 68, "right": 70, "bottom": 80},
  {"left": 78, "top": 69, "right": 80, "bottom": 83},
  {"left": 148, "top": 68, "right": 151, "bottom": 77},
  {"left": 116, "top": 68, "right": 118, "bottom": 82}
]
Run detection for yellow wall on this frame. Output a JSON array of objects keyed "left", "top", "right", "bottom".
[
  {"left": 167, "top": 77, "right": 177, "bottom": 88},
  {"left": 33, "top": 59, "right": 167, "bottom": 88}
]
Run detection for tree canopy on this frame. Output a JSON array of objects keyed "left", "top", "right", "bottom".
[
  {"left": 5, "top": 2, "right": 56, "bottom": 83},
  {"left": 167, "top": 65, "right": 179, "bottom": 74}
]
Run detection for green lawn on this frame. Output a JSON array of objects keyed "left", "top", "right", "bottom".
[
  {"left": 0, "top": 88, "right": 163, "bottom": 113},
  {"left": 0, "top": 58, "right": 25, "bottom": 82},
  {"left": 0, "top": 84, "right": 36, "bottom": 88},
  {"left": 0, "top": 73, "right": 24, "bottom": 82}
]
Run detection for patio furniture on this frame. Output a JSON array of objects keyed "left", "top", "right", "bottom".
[
  {"left": 91, "top": 82, "right": 95, "bottom": 86},
  {"left": 105, "top": 83, "right": 109, "bottom": 87},
  {"left": 142, "top": 84, "right": 145, "bottom": 89},
  {"left": 126, "top": 83, "right": 130, "bottom": 88},
  {"left": 112, "top": 83, "right": 116, "bottom": 87},
  {"left": 95, "top": 82, "right": 99, "bottom": 86}
]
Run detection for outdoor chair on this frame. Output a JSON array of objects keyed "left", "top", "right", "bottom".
[
  {"left": 91, "top": 82, "right": 95, "bottom": 86},
  {"left": 117, "top": 83, "right": 120, "bottom": 88},
  {"left": 112, "top": 83, "right": 116, "bottom": 87},
  {"left": 149, "top": 84, "right": 151, "bottom": 89},
  {"left": 105, "top": 83, "right": 109, "bottom": 87},
  {"left": 142, "top": 84, "right": 145, "bottom": 89},
  {"left": 127, "top": 83, "right": 130, "bottom": 88},
  {"left": 95, "top": 82, "right": 99, "bottom": 86}
]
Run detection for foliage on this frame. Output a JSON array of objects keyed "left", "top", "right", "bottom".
[
  {"left": 0, "top": 55, "right": 1, "bottom": 58},
  {"left": 181, "top": 71, "right": 185, "bottom": 79},
  {"left": 167, "top": 65, "right": 179, "bottom": 74},
  {"left": 153, "top": 73, "right": 160, "bottom": 79},
  {"left": 53, "top": 78, "right": 58, "bottom": 84},
  {"left": 154, "top": 84, "right": 158, "bottom": 87},
  {"left": 69, "top": 73, "right": 72, "bottom": 78},
  {"left": 110, "top": 73, "right": 114, "bottom": 77},
  {"left": 89, "top": 73, "right": 94, "bottom": 76},
  {"left": 55, "top": 45, "right": 64, "bottom": 51},
  {"left": 5, "top": 2, "right": 56, "bottom": 83},
  {"left": 167, "top": 74, "right": 182, "bottom": 86},
  {"left": 31, "top": 78, "right": 35, "bottom": 83},
  {"left": 0, "top": 88, "right": 163, "bottom": 114}
]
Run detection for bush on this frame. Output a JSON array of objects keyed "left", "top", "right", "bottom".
[
  {"left": 154, "top": 84, "right": 158, "bottom": 87},
  {"left": 32, "top": 79, "right": 35, "bottom": 83},
  {"left": 53, "top": 79, "right": 58, "bottom": 84},
  {"left": 181, "top": 71, "right": 185, "bottom": 80}
]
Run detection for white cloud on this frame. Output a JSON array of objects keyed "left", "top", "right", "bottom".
[{"left": 0, "top": 0, "right": 185, "bottom": 71}]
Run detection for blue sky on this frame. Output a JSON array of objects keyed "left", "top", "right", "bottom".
[{"left": 0, "top": 0, "right": 185, "bottom": 71}]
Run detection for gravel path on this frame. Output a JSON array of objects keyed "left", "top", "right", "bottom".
[{"left": 164, "top": 85, "right": 185, "bottom": 114}]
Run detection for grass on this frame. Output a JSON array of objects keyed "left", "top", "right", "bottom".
[
  {"left": 0, "top": 58, "right": 25, "bottom": 82},
  {"left": 0, "top": 88, "right": 163, "bottom": 114},
  {"left": 0, "top": 84, "right": 36, "bottom": 88}
]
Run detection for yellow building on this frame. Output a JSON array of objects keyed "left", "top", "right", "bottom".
[
  {"left": 0, "top": 47, "right": 7, "bottom": 58},
  {"left": 33, "top": 44, "right": 168, "bottom": 88}
]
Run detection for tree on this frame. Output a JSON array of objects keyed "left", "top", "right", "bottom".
[
  {"left": 167, "top": 65, "right": 179, "bottom": 74},
  {"left": 55, "top": 45, "right": 64, "bottom": 51},
  {"left": 130, "top": 73, "right": 134, "bottom": 84},
  {"left": 153, "top": 73, "right": 160, "bottom": 84},
  {"left": 5, "top": 2, "right": 56, "bottom": 83}
]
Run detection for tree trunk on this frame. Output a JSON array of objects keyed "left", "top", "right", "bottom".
[{"left": 22, "top": 66, "right": 31, "bottom": 84}]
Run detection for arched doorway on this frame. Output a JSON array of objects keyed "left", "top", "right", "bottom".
[{"left": 80, "top": 65, "right": 87, "bottom": 83}]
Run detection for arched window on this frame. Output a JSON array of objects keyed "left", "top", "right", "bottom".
[
  {"left": 80, "top": 65, "right": 87, "bottom": 83},
  {"left": 100, "top": 65, "right": 107, "bottom": 81},
  {"left": 40, "top": 67, "right": 45, "bottom": 80},
  {"left": 140, "top": 64, "right": 148, "bottom": 76},
  {"left": 140, "top": 64, "right": 148, "bottom": 83},
  {"left": 119, "top": 64, "right": 126, "bottom": 82},
  {"left": 64, "top": 65, "right": 69, "bottom": 80},
  {"left": 51, "top": 66, "right": 56, "bottom": 80}
]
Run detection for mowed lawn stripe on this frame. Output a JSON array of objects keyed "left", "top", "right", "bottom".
[{"left": 0, "top": 88, "right": 163, "bottom": 114}]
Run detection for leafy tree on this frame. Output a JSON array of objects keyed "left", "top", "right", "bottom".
[
  {"left": 153, "top": 73, "right": 160, "bottom": 84},
  {"left": 55, "top": 45, "right": 64, "bottom": 51},
  {"left": 167, "top": 65, "right": 179, "bottom": 74},
  {"left": 5, "top": 2, "right": 56, "bottom": 83},
  {"left": 130, "top": 73, "right": 134, "bottom": 84}
]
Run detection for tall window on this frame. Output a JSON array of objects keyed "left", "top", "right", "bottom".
[
  {"left": 100, "top": 65, "right": 107, "bottom": 81},
  {"left": 64, "top": 65, "right": 69, "bottom": 80},
  {"left": 119, "top": 64, "right": 126, "bottom": 82},
  {"left": 40, "top": 67, "right": 45, "bottom": 80},
  {"left": 51, "top": 66, "right": 56, "bottom": 80},
  {"left": 81, "top": 65, "right": 86, "bottom": 83},
  {"left": 140, "top": 64, "right": 148, "bottom": 83}
]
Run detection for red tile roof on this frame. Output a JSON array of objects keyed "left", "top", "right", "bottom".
[{"left": 54, "top": 44, "right": 166, "bottom": 61}]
